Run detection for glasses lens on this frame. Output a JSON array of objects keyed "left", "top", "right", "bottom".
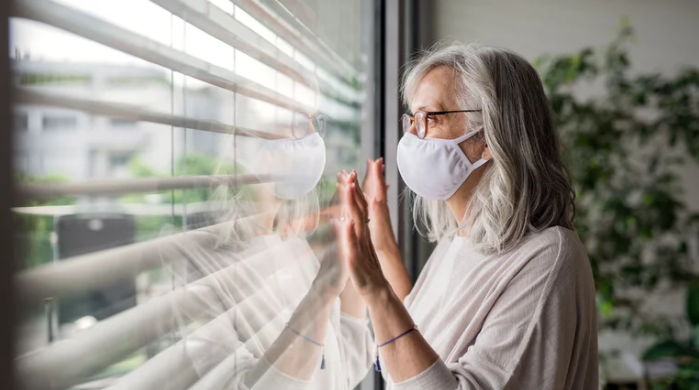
[
  {"left": 401, "top": 114, "right": 411, "bottom": 134},
  {"left": 312, "top": 114, "right": 328, "bottom": 138},
  {"left": 415, "top": 111, "right": 427, "bottom": 138}
]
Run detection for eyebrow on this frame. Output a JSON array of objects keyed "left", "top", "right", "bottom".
[{"left": 413, "top": 102, "right": 447, "bottom": 113}]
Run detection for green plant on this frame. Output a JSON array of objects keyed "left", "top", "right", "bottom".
[
  {"left": 15, "top": 173, "right": 76, "bottom": 269},
  {"left": 535, "top": 20, "right": 699, "bottom": 337},
  {"left": 642, "top": 281, "right": 699, "bottom": 389}
]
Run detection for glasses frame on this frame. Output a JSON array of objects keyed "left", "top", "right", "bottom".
[
  {"left": 291, "top": 112, "right": 328, "bottom": 140},
  {"left": 401, "top": 109, "right": 482, "bottom": 139}
]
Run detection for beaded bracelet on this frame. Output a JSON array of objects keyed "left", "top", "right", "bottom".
[
  {"left": 374, "top": 324, "right": 419, "bottom": 372},
  {"left": 285, "top": 323, "right": 326, "bottom": 370}
]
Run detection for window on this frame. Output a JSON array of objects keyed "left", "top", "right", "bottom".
[
  {"left": 108, "top": 118, "right": 138, "bottom": 128},
  {"left": 14, "top": 112, "right": 28, "bottom": 131},
  {"left": 10, "top": 0, "right": 378, "bottom": 389},
  {"left": 42, "top": 114, "right": 77, "bottom": 130}
]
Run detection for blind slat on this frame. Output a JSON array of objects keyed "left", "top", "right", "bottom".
[
  {"left": 13, "top": 0, "right": 315, "bottom": 114},
  {"left": 17, "top": 174, "right": 271, "bottom": 200},
  {"left": 15, "top": 88, "right": 287, "bottom": 139}
]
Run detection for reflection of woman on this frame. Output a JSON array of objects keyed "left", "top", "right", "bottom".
[
  {"left": 337, "top": 44, "right": 598, "bottom": 389},
  {"left": 117, "top": 113, "right": 373, "bottom": 390},
  {"left": 191, "top": 114, "right": 374, "bottom": 390}
]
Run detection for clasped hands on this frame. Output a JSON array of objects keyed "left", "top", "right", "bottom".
[{"left": 313, "top": 159, "right": 396, "bottom": 299}]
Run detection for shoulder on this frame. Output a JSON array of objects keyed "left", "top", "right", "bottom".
[
  {"left": 508, "top": 226, "right": 590, "bottom": 285},
  {"left": 517, "top": 226, "right": 586, "bottom": 261}
]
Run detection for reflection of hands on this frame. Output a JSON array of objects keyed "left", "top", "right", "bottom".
[
  {"left": 312, "top": 176, "right": 349, "bottom": 298},
  {"left": 362, "top": 158, "right": 397, "bottom": 253},
  {"left": 338, "top": 170, "right": 389, "bottom": 298},
  {"left": 313, "top": 239, "right": 349, "bottom": 298}
]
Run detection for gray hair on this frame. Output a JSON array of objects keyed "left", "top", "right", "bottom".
[{"left": 401, "top": 42, "right": 574, "bottom": 254}]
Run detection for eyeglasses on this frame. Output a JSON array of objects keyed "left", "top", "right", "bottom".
[
  {"left": 292, "top": 112, "right": 328, "bottom": 139},
  {"left": 401, "top": 109, "right": 482, "bottom": 139}
]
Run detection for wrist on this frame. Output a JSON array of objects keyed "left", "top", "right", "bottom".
[
  {"left": 310, "top": 279, "right": 342, "bottom": 304},
  {"left": 364, "top": 279, "right": 395, "bottom": 307},
  {"left": 375, "top": 241, "right": 400, "bottom": 259}
]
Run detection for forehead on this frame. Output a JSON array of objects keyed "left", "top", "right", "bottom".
[{"left": 410, "top": 66, "right": 460, "bottom": 112}]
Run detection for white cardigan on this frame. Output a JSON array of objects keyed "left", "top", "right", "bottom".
[{"left": 384, "top": 226, "right": 598, "bottom": 390}]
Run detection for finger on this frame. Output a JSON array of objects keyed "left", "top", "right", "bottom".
[
  {"left": 337, "top": 170, "right": 349, "bottom": 185},
  {"left": 350, "top": 169, "right": 368, "bottom": 215},
  {"left": 350, "top": 172, "right": 368, "bottom": 219},
  {"left": 344, "top": 219, "right": 358, "bottom": 268},
  {"left": 338, "top": 181, "right": 351, "bottom": 221},
  {"left": 333, "top": 218, "right": 347, "bottom": 263},
  {"left": 371, "top": 162, "right": 386, "bottom": 201},
  {"left": 346, "top": 183, "right": 365, "bottom": 239},
  {"left": 362, "top": 159, "right": 373, "bottom": 188}
]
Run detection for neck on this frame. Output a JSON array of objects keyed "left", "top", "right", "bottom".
[{"left": 255, "top": 185, "right": 284, "bottom": 234}]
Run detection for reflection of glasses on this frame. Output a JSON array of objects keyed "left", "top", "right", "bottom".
[
  {"left": 401, "top": 109, "right": 481, "bottom": 139},
  {"left": 292, "top": 112, "right": 328, "bottom": 139}
]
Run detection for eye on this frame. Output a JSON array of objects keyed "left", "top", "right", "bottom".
[{"left": 426, "top": 116, "right": 436, "bottom": 124}]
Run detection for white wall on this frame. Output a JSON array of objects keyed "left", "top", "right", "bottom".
[{"left": 432, "top": 0, "right": 699, "bottom": 375}]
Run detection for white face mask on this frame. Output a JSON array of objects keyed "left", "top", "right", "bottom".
[
  {"left": 254, "top": 132, "right": 326, "bottom": 200},
  {"left": 396, "top": 130, "right": 489, "bottom": 200}
]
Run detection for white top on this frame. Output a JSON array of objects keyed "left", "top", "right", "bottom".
[
  {"left": 113, "top": 234, "right": 373, "bottom": 390},
  {"left": 386, "top": 226, "right": 598, "bottom": 390},
  {"left": 193, "top": 234, "right": 375, "bottom": 390}
]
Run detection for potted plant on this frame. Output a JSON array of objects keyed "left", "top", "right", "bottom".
[{"left": 642, "top": 281, "right": 699, "bottom": 389}]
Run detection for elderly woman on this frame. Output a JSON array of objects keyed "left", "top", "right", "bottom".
[{"left": 336, "top": 43, "right": 598, "bottom": 389}]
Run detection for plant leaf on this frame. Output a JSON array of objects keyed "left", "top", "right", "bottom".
[{"left": 643, "top": 340, "right": 686, "bottom": 361}]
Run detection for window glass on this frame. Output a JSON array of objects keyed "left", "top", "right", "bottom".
[{"left": 11, "top": 1, "right": 376, "bottom": 389}]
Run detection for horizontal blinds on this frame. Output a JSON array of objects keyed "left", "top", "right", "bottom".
[
  {"left": 150, "top": 0, "right": 359, "bottom": 105},
  {"left": 13, "top": 0, "right": 315, "bottom": 114},
  {"left": 231, "top": 0, "right": 357, "bottom": 80},
  {"left": 15, "top": 88, "right": 288, "bottom": 139},
  {"left": 15, "top": 220, "right": 233, "bottom": 305},
  {"left": 12, "top": 0, "right": 361, "bottom": 389}
]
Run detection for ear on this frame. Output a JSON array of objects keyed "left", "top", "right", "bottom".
[{"left": 482, "top": 144, "right": 493, "bottom": 161}]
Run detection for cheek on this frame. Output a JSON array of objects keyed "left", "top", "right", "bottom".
[
  {"left": 444, "top": 117, "right": 468, "bottom": 139},
  {"left": 459, "top": 141, "right": 485, "bottom": 163}
]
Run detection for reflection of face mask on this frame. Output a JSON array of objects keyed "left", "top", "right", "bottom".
[
  {"left": 255, "top": 133, "right": 326, "bottom": 200},
  {"left": 396, "top": 130, "right": 488, "bottom": 200}
]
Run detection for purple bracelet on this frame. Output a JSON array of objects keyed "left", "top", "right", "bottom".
[
  {"left": 286, "top": 323, "right": 326, "bottom": 370},
  {"left": 374, "top": 324, "right": 419, "bottom": 372}
]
